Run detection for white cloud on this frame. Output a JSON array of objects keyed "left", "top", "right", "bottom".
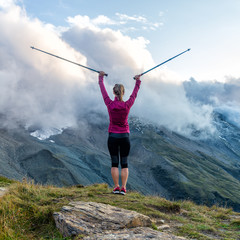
[
  {"left": 183, "top": 77, "right": 240, "bottom": 129},
  {"left": 67, "top": 13, "right": 163, "bottom": 33},
  {"left": 92, "top": 15, "right": 116, "bottom": 25},
  {"left": 115, "top": 12, "right": 163, "bottom": 31},
  {"left": 115, "top": 13, "right": 147, "bottom": 23},
  {"left": 0, "top": 0, "right": 15, "bottom": 9},
  {"left": 0, "top": 2, "right": 88, "bottom": 129},
  {"left": 0, "top": 2, "right": 216, "bottom": 138},
  {"left": 67, "top": 15, "right": 94, "bottom": 28},
  {"left": 67, "top": 14, "right": 117, "bottom": 28}
]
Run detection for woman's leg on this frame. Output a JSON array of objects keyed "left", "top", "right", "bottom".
[
  {"left": 119, "top": 137, "right": 130, "bottom": 189},
  {"left": 108, "top": 136, "right": 120, "bottom": 187},
  {"left": 121, "top": 168, "right": 128, "bottom": 189},
  {"left": 111, "top": 167, "right": 119, "bottom": 187}
]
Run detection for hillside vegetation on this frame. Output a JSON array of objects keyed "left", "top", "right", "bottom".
[{"left": 0, "top": 176, "right": 239, "bottom": 240}]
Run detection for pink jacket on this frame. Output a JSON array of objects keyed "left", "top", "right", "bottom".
[{"left": 99, "top": 75, "right": 141, "bottom": 133}]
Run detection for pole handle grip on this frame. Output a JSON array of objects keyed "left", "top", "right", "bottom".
[
  {"left": 133, "top": 74, "right": 142, "bottom": 80},
  {"left": 97, "top": 72, "right": 108, "bottom": 77}
]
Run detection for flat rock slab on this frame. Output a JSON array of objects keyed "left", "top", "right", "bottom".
[
  {"left": 83, "top": 227, "right": 187, "bottom": 240},
  {"left": 0, "top": 187, "right": 7, "bottom": 197},
  {"left": 54, "top": 201, "right": 152, "bottom": 237}
]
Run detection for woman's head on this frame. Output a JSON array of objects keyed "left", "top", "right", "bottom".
[{"left": 113, "top": 84, "right": 125, "bottom": 101}]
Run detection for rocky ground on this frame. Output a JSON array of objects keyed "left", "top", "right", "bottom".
[{"left": 54, "top": 201, "right": 187, "bottom": 240}]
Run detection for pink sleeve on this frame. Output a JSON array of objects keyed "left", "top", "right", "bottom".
[
  {"left": 98, "top": 75, "right": 112, "bottom": 106},
  {"left": 126, "top": 79, "right": 141, "bottom": 108}
]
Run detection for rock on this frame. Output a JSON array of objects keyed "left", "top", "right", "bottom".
[
  {"left": 0, "top": 187, "right": 7, "bottom": 197},
  {"left": 157, "top": 224, "right": 170, "bottom": 230},
  {"left": 53, "top": 201, "right": 188, "bottom": 239},
  {"left": 83, "top": 227, "right": 187, "bottom": 240},
  {"left": 53, "top": 201, "right": 152, "bottom": 237},
  {"left": 159, "top": 219, "right": 165, "bottom": 224}
]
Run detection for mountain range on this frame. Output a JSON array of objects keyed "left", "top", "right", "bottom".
[{"left": 0, "top": 110, "right": 240, "bottom": 212}]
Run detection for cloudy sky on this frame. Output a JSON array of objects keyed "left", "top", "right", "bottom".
[
  {"left": 20, "top": 0, "right": 240, "bottom": 82},
  {"left": 0, "top": 0, "right": 239, "bottom": 137}
]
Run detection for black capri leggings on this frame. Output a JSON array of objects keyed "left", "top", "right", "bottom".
[{"left": 107, "top": 134, "right": 130, "bottom": 169}]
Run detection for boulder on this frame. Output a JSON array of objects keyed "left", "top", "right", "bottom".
[
  {"left": 157, "top": 224, "right": 170, "bottom": 230},
  {"left": 54, "top": 201, "right": 187, "bottom": 239},
  {"left": 53, "top": 201, "right": 152, "bottom": 237}
]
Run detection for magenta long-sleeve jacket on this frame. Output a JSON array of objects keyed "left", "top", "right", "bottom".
[{"left": 99, "top": 75, "right": 141, "bottom": 133}]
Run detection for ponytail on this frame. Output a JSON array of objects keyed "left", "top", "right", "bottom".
[{"left": 113, "top": 84, "right": 125, "bottom": 101}]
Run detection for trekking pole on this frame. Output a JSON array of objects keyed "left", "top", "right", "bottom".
[
  {"left": 30, "top": 46, "right": 108, "bottom": 76},
  {"left": 134, "top": 48, "right": 190, "bottom": 79}
]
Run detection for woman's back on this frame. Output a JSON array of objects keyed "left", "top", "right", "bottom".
[{"left": 98, "top": 75, "right": 141, "bottom": 133}]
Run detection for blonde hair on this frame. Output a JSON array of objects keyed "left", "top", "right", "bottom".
[{"left": 113, "top": 84, "right": 125, "bottom": 101}]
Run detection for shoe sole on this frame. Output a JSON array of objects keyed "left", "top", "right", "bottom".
[
  {"left": 120, "top": 191, "right": 126, "bottom": 195},
  {"left": 113, "top": 191, "right": 120, "bottom": 194}
]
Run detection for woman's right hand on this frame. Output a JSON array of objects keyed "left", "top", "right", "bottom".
[
  {"left": 134, "top": 75, "right": 141, "bottom": 80},
  {"left": 99, "top": 71, "right": 106, "bottom": 77}
]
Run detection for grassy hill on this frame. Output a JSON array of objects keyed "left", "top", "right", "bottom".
[{"left": 0, "top": 176, "right": 239, "bottom": 240}]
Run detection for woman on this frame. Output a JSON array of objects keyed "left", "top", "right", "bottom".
[{"left": 98, "top": 71, "right": 141, "bottom": 195}]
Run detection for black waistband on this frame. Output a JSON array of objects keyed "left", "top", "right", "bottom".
[{"left": 109, "top": 132, "right": 129, "bottom": 138}]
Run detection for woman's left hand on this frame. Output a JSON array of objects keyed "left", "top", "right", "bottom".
[{"left": 99, "top": 71, "right": 106, "bottom": 77}]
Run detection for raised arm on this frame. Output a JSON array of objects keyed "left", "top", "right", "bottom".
[
  {"left": 98, "top": 71, "right": 112, "bottom": 106},
  {"left": 126, "top": 75, "right": 141, "bottom": 108}
]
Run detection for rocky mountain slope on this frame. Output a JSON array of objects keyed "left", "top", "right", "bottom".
[{"left": 0, "top": 111, "right": 240, "bottom": 211}]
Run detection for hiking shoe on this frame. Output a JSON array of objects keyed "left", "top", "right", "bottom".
[
  {"left": 112, "top": 186, "right": 120, "bottom": 194},
  {"left": 120, "top": 187, "right": 126, "bottom": 195}
]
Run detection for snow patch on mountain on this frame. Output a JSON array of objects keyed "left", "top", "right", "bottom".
[{"left": 30, "top": 128, "right": 64, "bottom": 140}]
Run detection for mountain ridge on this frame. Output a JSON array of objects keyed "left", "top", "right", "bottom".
[{"left": 0, "top": 111, "right": 240, "bottom": 211}]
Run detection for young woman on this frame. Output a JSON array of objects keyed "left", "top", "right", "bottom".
[{"left": 98, "top": 71, "right": 141, "bottom": 195}]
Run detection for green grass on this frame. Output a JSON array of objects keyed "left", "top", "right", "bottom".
[
  {"left": 0, "top": 176, "right": 15, "bottom": 187},
  {"left": 0, "top": 177, "right": 240, "bottom": 240}
]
